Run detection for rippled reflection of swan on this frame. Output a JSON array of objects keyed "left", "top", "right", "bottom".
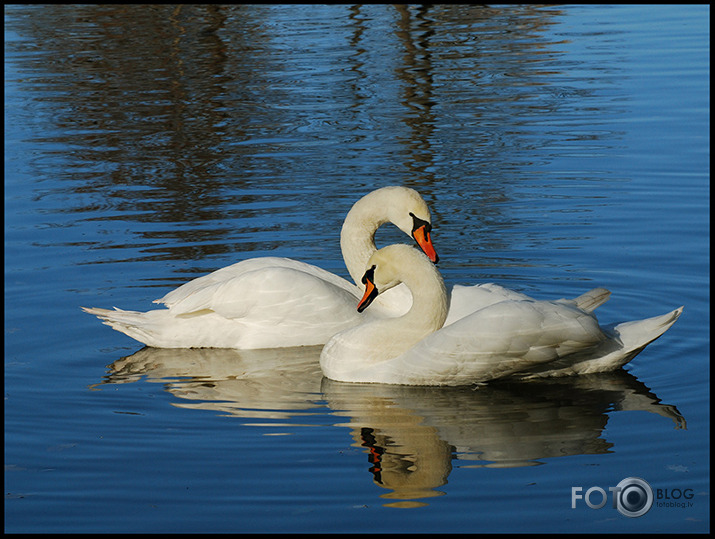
[
  {"left": 320, "top": 244, "right": 683, "bottom": 386},
  {"left": 321, "top": 373, "right": 684, "bottom": 504},
  {"left": 94, "top": 346, "right": 685, "bottom": 506},
  {"left": 82, "top": 186, "right": 438, "bottom": 349},
  {"left": 98, "top": 346, "right": 325, "bottom": 420}
]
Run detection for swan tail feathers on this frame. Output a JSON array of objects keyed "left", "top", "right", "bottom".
[
  {"left": 81, "top": 306, "right": 161, "bottom": 347},
  {"left": 514, "top": 305, "right": 683, "bottom": 378},
  {"left": 576, "top": 305, "right": 684, "bottom": 373},
  {"left": 573, "top": 287, "right": 611, "bottom": 313},
  {"left": 612, "top": 305, "right": 683, "bottom": 356},
  {"left": 82, "top": 306, "right": 141, "bottom": 326}
]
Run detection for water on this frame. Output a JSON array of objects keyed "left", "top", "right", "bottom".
[{"left": 4, "top": 4, "right": 709, "bottom": 533}]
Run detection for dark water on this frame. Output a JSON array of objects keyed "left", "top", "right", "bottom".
[{"left": 5, "top": 4, "right": 709, "bottom": 533}]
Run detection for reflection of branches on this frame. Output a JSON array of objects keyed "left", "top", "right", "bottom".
[
  {"left": 94, "top": 346, "right": 685, "bottom": 506},
  {"left": 6, "top": 5, "right": 306, "bottom": 265},
  {"left": 8, "top": 4, "right": 618, "bottom": 276},
  {"left": 393, "top": 4, "right": 437, "bottom": 179}
]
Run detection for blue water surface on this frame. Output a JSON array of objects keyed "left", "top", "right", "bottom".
[{"left": 5, "top": 4, "right": 709, "bottom": 533}]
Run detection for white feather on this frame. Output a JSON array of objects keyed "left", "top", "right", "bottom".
[{"left": 320, "top": 244, "right": 682, "bottom": 386}]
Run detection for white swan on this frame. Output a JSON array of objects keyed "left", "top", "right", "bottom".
[
  {"left": 83, "top": 186, "right": 438, "bottom": 349},
  {"left": 320, "top": 244, "right": 683, "bottom": 386}
]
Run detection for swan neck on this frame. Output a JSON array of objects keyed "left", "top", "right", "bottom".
[
  {"left": 340, "top": 199, "right": 386, "bottom": 285},
  {"left": 401, "top": 265, "right": 449, "bottom": 334}
]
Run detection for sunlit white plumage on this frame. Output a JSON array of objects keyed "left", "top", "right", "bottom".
[
  {"left": 320, "top": 244, "right": 683, "bottom": 386},
  {"left": 82, "top": 186, "right": 438, "bottom": 349}
]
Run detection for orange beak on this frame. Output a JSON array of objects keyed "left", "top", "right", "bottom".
[
  {"left": 358, "top": 266, "right": 379, "bottom": 313},
  {"left": 412, "top": 224, "right": 439, "bottom": 263}
]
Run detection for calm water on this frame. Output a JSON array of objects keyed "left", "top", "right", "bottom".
[{"left": 4, "top": 4, "right": 709, "bottom": 533}]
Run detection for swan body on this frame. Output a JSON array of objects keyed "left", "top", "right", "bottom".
[
  {"left": 83, "top": 186, "right": 438, "bottom": 349},
  {"left": 320, "top": 244, "right": 683, "bottom": 386}
]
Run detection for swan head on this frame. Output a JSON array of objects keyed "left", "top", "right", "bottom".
[
  {"left": 381, "top": 187, "right": 439, "bottom": 264},
  {"left": 341, "top": 187, "right": 439, "bottom": 285},
  {"left": 409, "top": 212, "right": 439, "bottom": 264},
  {"left": 357, "top": 244, "right": 442, "bottom": 313}
]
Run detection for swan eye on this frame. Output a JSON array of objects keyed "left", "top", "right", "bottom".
[
  {"left": 361, "top": 265, "right": 376, "bottom": 285},
  {"left": 409, "top": 212, "right": 432, "bottom": 234}
]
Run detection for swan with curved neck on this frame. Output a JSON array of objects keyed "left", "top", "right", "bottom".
[
  {"left": 320, "top": 244, "right": 683, "bottom": 386},
  {"left": 83, "top": 187, "right": 438, "bottom": 349}
]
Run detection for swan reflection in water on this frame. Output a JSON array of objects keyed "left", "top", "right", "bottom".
[{"left": 95, "top": 346, "right": 685, "bottom": 508}]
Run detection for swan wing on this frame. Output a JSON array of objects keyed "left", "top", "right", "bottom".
[
  {"left": 390, "top": 299, "right": 607, "bottom": 386},
  {"left": 553, "top": 287, "right": 611, "bottom": 313},
  {"left": 156, "top": 257, "right": 358, "bottom": 316},
  {"left": 85, "top": 266, "right": 366, "bottom": 349},
  {"left": 208, "top": 266, "right": 360, "bottom": 324},
  {"left": 163, "top": 265, "right": 362, "bottom": 326},
  {"left": 445, "top": 283, "right": 535, "bottom": 325},
  {"left": 445, "top": 284, "right": 611, "bottom": 325}
]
